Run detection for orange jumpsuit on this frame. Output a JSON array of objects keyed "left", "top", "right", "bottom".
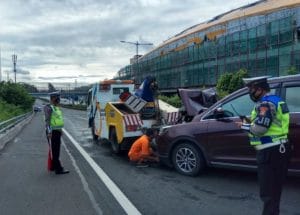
[{"left": 128, "top": 135, "right": 152, "bottom": 162}]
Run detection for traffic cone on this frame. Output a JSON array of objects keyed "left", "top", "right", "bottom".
[
  {"left": 47, "top": 137, "right": 53, "bottom": 171},
  {"left": 47, "top": 149, "right": 53, "bottom": 171}
]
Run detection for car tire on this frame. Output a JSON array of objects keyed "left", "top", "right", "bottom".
[
  {"left": 91, "top": 121, "right": 98, "bottom": 141},
  {"left": 172, "top": 143, "right": 205, "bottom": 176},
  {"left": 109, "top": 128, "right": 120, "bottom": 154}
]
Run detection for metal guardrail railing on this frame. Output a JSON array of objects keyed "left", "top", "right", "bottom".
[{"left": 0, "top": 112, "right": 32, "bottom": 134}]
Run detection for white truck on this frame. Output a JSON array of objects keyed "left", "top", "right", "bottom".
[
  {"left": 87, "top": 79, "right": 135, "bottom": 140},
  {"left": 105, "top": 76, "right": 179, "bottom": 153},
  {"left": 87, "top": 76, "right": 179, "bottom": 153}
]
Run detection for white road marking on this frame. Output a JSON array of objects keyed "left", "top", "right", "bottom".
[
  {"left": 14, "top": 138, "right": 20, "bottom": 143},
  {"left": 63, "top": 128, "right": 142, "bottom": 215},
  {"left": 62, "top": 140, "right": 103, "bottom": 215}
]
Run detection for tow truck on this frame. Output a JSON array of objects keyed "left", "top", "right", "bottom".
[
  {"left": 104, "top": 76, "right": 179, "bottom": 153},
  {"left": 87, "top": 79, "right": 135, "bottom": 141},
  {"left": 87, "top": 76, "right": 179, "bottom": 154}
]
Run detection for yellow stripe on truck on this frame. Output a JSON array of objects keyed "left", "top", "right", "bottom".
[{"left": 105, "top": 102, "right": 124, "bottom": 144}]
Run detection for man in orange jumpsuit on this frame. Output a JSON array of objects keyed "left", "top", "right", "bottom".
[{"left": 128, "top": 128, "right": 159, "bottom": 167}]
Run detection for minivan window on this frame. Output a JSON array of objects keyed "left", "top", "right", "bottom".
[
  {"left": 221, "top": 94, "right": 254, "bottom": 117},
  {"left": 220, "top": 88, "right": 276, "bottom": 117},
  {"left": 285, "top": 87, "right": 300, "bottom": 112}
]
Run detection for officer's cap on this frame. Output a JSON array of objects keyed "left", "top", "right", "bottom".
[
  {"left": 49, "top": 91, "right": 60, "bottom": 98},
  {"left": 243, "top": 76, "right": 271, "bottom": 89}
]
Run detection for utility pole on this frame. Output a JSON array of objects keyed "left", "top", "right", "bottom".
[
  {"left": 120, "top": 40, "right": 153, "bottom": 80},
  {"left": 12, "top": 54, "right": 17, "bottom": 83},
  {"left": 0, "top": 47, "right": 2, "bottom": 82}
]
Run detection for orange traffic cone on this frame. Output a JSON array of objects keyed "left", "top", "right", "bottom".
[
  {"left": 47, "top": 149, "right": 53, "bottom": 171},
  {"left": 47, "top": 138, "right": 53, "bottom": 171}
]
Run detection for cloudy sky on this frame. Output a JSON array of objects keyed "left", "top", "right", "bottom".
[{"left": 0, "top": 0, "right": 258, "bottom": 85}]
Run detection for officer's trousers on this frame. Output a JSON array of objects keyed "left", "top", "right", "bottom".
[
  {"left": 51, "top": 130, "right": 63, "bottom": 172},
  {"left": 256, "top": 143, "right": 292, "bottom": 215}
]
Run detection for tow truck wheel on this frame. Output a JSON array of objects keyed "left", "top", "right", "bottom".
[
  {"left": 109, "top": 128, "right": 120, "bottom": 154},
  {"left": 91, "top": 121, "right": 98, "bottom": 141}
]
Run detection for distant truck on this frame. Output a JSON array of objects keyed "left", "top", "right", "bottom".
[
  {"left": 87, "top": 76, "right": 179, "bottom": 153},
  {"left": 87, "top": 79, "right": 135, "bottom": 141}
]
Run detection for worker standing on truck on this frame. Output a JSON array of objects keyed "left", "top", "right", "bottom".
[{"left": 128, "top": 128, "right": 159, "bottom": 167}]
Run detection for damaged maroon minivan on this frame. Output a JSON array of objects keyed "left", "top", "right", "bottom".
[{"left": 156, "top": 75, "right": 300, "bottom": 176}]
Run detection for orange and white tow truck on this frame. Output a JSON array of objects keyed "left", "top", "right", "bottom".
[
  {"left": 104, "top": 76, "right": 179, "bottom": 153},
  {"left": 87, "top": 79, "right": 135, "bottom": 140}
]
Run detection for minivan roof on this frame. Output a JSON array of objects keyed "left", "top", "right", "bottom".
[{"left": 268, "top": 74, "right": 300, "bottom": 83}]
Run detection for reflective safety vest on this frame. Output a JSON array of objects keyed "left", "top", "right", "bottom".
[
  {"left": 50, "top": 105, "right": 64, "bottom": 130},
  {"left": 249, "top": 95, "right": 289, "bottom": 147}
]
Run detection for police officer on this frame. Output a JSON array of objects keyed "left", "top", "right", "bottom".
[
  {"left": 239, "top": 76, "right": 291, "bottom": 215},
  {"left": 44, "top": 92, "right": 69, "bottom": 175}
]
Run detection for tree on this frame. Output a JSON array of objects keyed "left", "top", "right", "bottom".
[
  {"left": 0, "top": 100, "right": 24, "bottom": 121},
  {"left": 216, "top": 69, "right": 248, "bottom": 98},
  {"left": 20, "top": 82, "right": 39, "bottom": 93},
  {"left": 228, "top": 69, "right": 248, "bottom": 93},
  {"left": 158, "top": 95, "right": 182, "bottom": 108},
  {"left": 0, "top": 81, "right": 35, "bottom": 111},
  {"left": 216, "top": 73, "right": 233, "bottom": 98}
]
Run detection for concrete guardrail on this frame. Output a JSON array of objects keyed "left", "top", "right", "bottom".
[{"left": 0, "top": 112, "right": 34, "bottom": 151}]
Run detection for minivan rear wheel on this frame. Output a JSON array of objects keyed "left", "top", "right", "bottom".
[{"left": 172, "top": 143, "right": 205, "bottom": 176}]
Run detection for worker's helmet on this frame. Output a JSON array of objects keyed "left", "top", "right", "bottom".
[{"left": 145, "top": 128, "right": 154, "bottom": 137}]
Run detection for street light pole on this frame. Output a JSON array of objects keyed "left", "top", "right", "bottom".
[{"left": 120, "top": 40, "right": 153, "bottom": 80}]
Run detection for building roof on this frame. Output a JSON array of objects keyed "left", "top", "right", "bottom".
[{"left": 148, "top": 0, "right": 300, "bottom": 56}]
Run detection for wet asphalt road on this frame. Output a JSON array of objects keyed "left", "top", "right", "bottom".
[{"left": 1, "top": 103, "right": 300, "bottom": 215}]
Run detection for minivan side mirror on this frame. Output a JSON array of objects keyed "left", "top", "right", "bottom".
[
  {"left": 213, "top": 107, "right": 234, "bottom": 120},
  {"left": 214, "top": 107, "right": 225, "bottom": 119}
]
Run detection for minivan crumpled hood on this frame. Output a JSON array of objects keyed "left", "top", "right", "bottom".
[{"left": 178, "top": 88, "right": 217, "bottom": 116}]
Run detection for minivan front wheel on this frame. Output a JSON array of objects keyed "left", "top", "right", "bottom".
[{"left": 172, "top": 143, "right": 205, "bottom": 176}]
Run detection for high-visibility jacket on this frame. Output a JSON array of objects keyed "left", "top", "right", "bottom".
[
  {"left": 249, "top": 95, "right": 289, "bottom": 148},
  {"left": 50, "top": 105, "right": 64, "bottom": 130}
]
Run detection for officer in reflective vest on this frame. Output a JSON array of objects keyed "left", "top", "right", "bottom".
[
  {"left": 44, "top": 91, "right": 69, "bottom": 175},
  {"left": 239, "top": 76, "right": 292, "bottom": 215}
]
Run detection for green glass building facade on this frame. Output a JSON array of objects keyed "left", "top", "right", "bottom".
[{"left": 117, "top": 1, "right": 300, "bottom": 91}]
